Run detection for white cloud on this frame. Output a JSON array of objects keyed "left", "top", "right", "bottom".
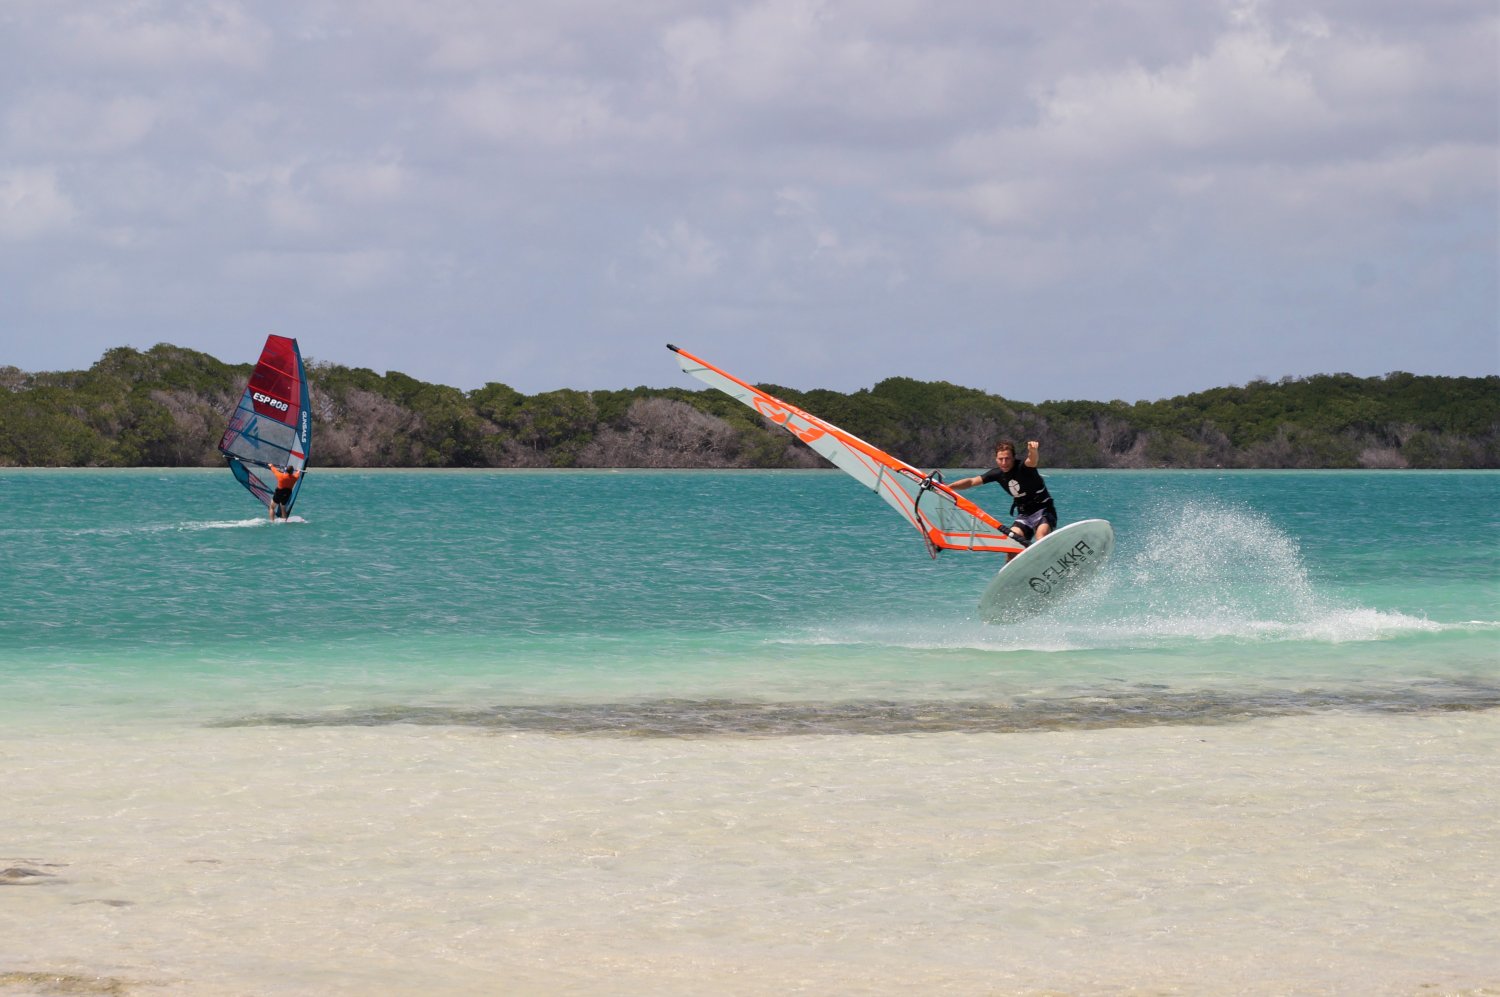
[
  {"left": 4, "top": 91, "right": 163, "bottom": 156},
  {"left": 0, "top": 0, "right": 1491, "bottom": 396},
  {"left": 264, "top": 188, "right": 325, "bottom": 237},
  {"left": 0, "top": 168, "right": 77, "bottom": 241},
  {"left": 944, "top": 181, "right": 1063, "bottom": 231},
  {"left": 768, "top": 187, "right": 902, "bottom": 279},
  {"left": 638, "top": 220, "right": 723, "bottom": 282},
  {"left": 960, "top": 19, "right": 1334, "bottom": 174},
  {"left": 225, "top": 247, "right": 404, "bottom": 292},
  {"left": 446, "top": 77, "right": 629, "bottom": 148},
  {"left": 933, "top": 4, "right": 1495, "bottom": 286},
  {"left": 58, "top": 0, "right": 271, "bottom": 72},
  {"left": 661, "top": 0, "right": 967, "bottom": 126},
  {"left": 316, "top": 158, "right": 407, "bottom": 203}
]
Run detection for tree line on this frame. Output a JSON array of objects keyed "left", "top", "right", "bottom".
[{"left": 1, "top": 343, "right": 1496, "bottom": 469}]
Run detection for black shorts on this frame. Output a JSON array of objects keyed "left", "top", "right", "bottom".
[
  {"left": 272, "top": 487, "right": 293, "bottom": 504},
  {"left": 1011, "top": 506, "right": 1058, "bottom": 543}
]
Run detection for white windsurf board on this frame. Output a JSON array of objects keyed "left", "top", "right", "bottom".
[{"left": 977, "top": 519, "right": 1115, "bottom": 621}]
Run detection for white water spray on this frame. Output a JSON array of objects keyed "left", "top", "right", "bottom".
[{"left": 1070, "top": 500, "right": 1435, "bottom": 643}]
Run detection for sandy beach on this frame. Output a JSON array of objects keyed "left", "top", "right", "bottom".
[{"left": 4, "top": 712, "right": 1498, "bottom": 996}]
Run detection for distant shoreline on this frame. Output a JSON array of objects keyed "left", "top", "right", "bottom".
[
  {"left": 3, "top": 343, "right": 1497, "bottom": 469},
  {"left": 4, "top": 465, "right": 1497, "bottom": 473}
]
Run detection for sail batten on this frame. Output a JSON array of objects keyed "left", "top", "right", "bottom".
[
  {"left": 219, "top": 335, "right": 312, "bottom": 513},
  {"left": 668, "top": 344, "right": 1021, "bottom": 556}
]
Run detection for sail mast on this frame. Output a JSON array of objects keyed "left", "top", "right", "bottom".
[
  {"left": 667, "top": 344, "right": 1021, "bottom": 556},
  {"left": 218, "top": 335, "right": 312, "bottom": 513}
]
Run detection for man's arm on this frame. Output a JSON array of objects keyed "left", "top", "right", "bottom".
[
  {"left": 948, "top": 473, "right": 984, "bottom": 491},
  {"left": 1025, "top": 441, "right": 1040, "bottom": 468}
]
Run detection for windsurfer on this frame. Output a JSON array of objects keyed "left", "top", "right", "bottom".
[
  {"left": 268, "top": 463, "right": 301, "bottom": 520},
  {"left": 948, "top": 440, "right": 1056, "bottom": 560}
]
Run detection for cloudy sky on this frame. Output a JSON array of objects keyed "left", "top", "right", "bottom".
[{"left": 1, "top": 0, "right": 1495, "bottom": 403}]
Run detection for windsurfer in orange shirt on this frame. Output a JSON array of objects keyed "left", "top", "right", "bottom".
[{"left": 268, "top": 463, "right": 301, "bottom": 520}]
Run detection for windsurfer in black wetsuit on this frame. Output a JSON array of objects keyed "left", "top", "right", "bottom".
[
  {"left": 268, "top": 463, "right": 301, "bottom": 520},
  {"left": 949, "top": 440, "right": 1055, "bottom": 561}
]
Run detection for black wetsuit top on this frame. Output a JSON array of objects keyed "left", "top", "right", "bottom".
[{"left": 980, "top": 463, "right": 1054, "bottom": 516}]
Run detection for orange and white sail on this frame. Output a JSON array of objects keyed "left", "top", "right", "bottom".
[{"left": 668, "top": 344, "right": 1022, "bottom": 557}]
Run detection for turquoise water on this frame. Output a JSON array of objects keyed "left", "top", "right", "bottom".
[
  {"left": 3, "top": 468, "right": 1495, "bottom": 730},
  {"left": 5, "top": 468, "right": 1498, "bottom": 995}
]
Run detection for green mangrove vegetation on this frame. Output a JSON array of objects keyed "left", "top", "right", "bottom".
[{"left": 1, "top": 344, "right": 1496, "bottom": 468}]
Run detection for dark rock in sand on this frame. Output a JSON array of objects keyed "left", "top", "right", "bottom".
[
  {"left": 0, "top": 866, "right": 60, "bottom": 885},
  {"left": 0, "top": 972, "right": 130, "bottom": 995}
]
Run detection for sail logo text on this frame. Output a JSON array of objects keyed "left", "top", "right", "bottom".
[
  {"left": 752, "top": 395, "right": 825, "bottom": 444},
  {"left": 1027, "top": 540, "right": 1096, "bottom": 595},
  {"left": 253, "top": 392, "right": 289, "bottom": 413}
]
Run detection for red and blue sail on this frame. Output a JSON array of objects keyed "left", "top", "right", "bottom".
[{"left": 218, "top": 335, "right": 311, "bottom": 513}]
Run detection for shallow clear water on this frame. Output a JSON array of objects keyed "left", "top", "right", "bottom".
[
  {"left": 2, "top": 469, "right": 1494, "bottom": 728},
  {"left": 2, "top": 469, "right": 1496, "bottom": 995}
]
